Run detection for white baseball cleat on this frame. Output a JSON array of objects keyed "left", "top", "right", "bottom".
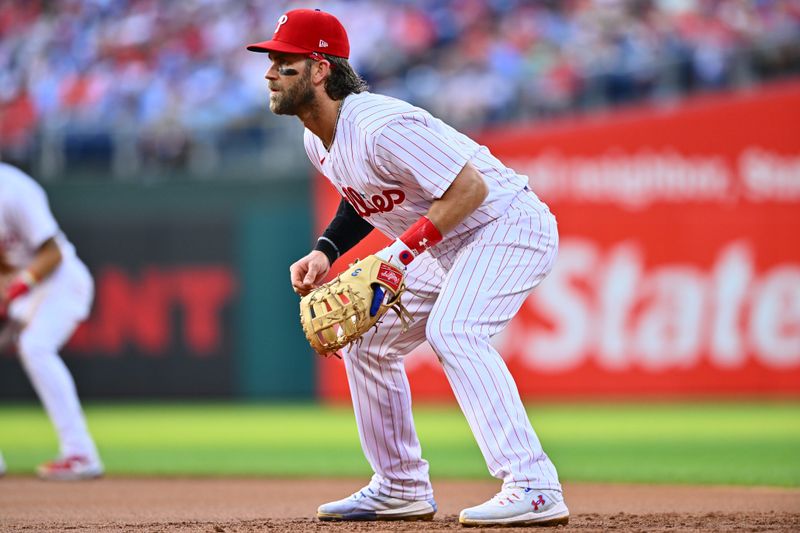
[
  {"left": 36, "top": 455, "right": 104, "bottom": 481},
  {"left": 459, "top": 487, "right": 569, "bottom": 527},
  {"left": 317, "top": 485, "right": 437, "bottom": 521}
]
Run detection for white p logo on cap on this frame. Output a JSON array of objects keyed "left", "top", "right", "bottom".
[{"left": 274, "top": 14, "right": 288, "bottom": 34}]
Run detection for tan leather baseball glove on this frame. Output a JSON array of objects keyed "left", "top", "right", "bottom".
[{"left": 299, "top": 255, "right": 412, "bottom": 356}]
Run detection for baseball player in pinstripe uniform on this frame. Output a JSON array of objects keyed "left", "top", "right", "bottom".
[{"left": 249, "top": 9, "right": 568, "bottom": 527}]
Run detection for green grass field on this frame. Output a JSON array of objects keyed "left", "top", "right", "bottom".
[{"left": 2, "top": 401, "right": 798, "bottom": 486}]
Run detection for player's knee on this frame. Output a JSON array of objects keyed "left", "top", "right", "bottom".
[
  {"left": 425, "top": 316, "right": 468, "bottom": 356},
  {"left": 16, "top": 332, "right": 56, "bottom": 365}
]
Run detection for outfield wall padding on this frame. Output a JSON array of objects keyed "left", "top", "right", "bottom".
[{"left": 0, "top": 180, "right": 316, "bottom": 399}]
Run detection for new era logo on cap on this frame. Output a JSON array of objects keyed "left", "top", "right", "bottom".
[{"left": 246, "top": 9, "right": 350, "bottom": 59}]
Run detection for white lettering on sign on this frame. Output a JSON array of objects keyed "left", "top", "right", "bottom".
[
  {"left": 740, "top": 148, "right": 800, "bottom": 201},
  {"left": 521, "top": 239, "right": 800, "bottom": 372},
  {"left": 507, "top": 148, "right": 800, "bottom": 208},
  {"left": 510, "top": 150, "right": 731, "bottom": 209},
  {"left": 751, "top": 268, "right": 800, "bottom": 368}
]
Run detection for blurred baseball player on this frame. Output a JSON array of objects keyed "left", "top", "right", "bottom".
[
  {"left": 248, "top": 9, "right": 568, "bottom": 527},
  {"left": 0, "top": 162, "right": 103, "bottom": 481}
]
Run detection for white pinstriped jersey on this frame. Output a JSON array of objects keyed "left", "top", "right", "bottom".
[
  {"left": 303, "top": 91, "right": 547, "bottom": 252},
  {"left": 302, "top": 91, "right": 562, "bottom": 499}
]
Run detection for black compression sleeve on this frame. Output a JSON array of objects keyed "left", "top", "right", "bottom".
[{"left": 314, "top": 198, "right": 374, "bottom": 265}]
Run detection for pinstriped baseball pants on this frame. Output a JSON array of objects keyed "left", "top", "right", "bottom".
[{"left": 343, "top": 190, "right": 562, "bottom": 501}]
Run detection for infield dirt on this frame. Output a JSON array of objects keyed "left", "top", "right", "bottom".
[{"left": 1, "top": 478, "right": 798, "bottom": 532}]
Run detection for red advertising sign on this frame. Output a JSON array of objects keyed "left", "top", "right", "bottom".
[{"left": 316, "top": 80, "right": 800, "bottom": 400}]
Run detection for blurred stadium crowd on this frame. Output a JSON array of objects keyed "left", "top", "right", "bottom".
[{"left": 1, "top": 0, "right": 799, "bottom": 179}]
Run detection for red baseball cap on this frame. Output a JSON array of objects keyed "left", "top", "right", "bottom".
[{"left": 246, "top": 8, "right": 350, "bottom": 59}]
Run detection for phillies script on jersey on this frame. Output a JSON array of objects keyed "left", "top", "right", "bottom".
[{"left": 343, "top": 187, "right": 406, "bottom": 217}]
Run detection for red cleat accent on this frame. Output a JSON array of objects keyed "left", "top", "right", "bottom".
[{"left": 37, "top": 455, "right": 103, "bottom": 481}]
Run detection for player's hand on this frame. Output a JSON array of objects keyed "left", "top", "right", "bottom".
[
  {"left": 0, "top": 274, "right": 13, "bottom": 321},
  {"left": 290, "top": 250, "right": 331, "bottom": 296},
  {"left": 0, "top": 271, "right": 34, "bottom": 319},
  {"left": 0, "top": 273, "right": 11, "bottom": 297}
]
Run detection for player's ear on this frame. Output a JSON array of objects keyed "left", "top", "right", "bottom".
[{"left": 312, "top": 59, "right": 332, "bottom": 85}]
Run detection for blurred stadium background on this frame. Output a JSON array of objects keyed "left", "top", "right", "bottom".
[{"left": 1, "top": 0, "right": 799, "bottom": 482}]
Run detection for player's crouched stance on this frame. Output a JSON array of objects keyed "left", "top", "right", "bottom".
[
  {"left": 0, "top": 163, "right": 103, "bottom": 481},
  {"left": 249, "top": 9, "right": 568, "bottom": 527}
]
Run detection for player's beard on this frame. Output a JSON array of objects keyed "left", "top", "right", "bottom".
[{"left": 270, "top": 67, "right": 315, "bottom": 116}]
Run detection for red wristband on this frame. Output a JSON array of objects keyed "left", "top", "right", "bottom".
[
  {"left": 4, "top": 271, "right": 35, "bottom": 303},
  {"left": 399, "top": 216, "right": 443, "bottom": 262}
]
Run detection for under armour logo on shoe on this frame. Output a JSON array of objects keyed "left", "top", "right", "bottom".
[{"left": 532, "top": 495, "right": 546, "bottom": 510}]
